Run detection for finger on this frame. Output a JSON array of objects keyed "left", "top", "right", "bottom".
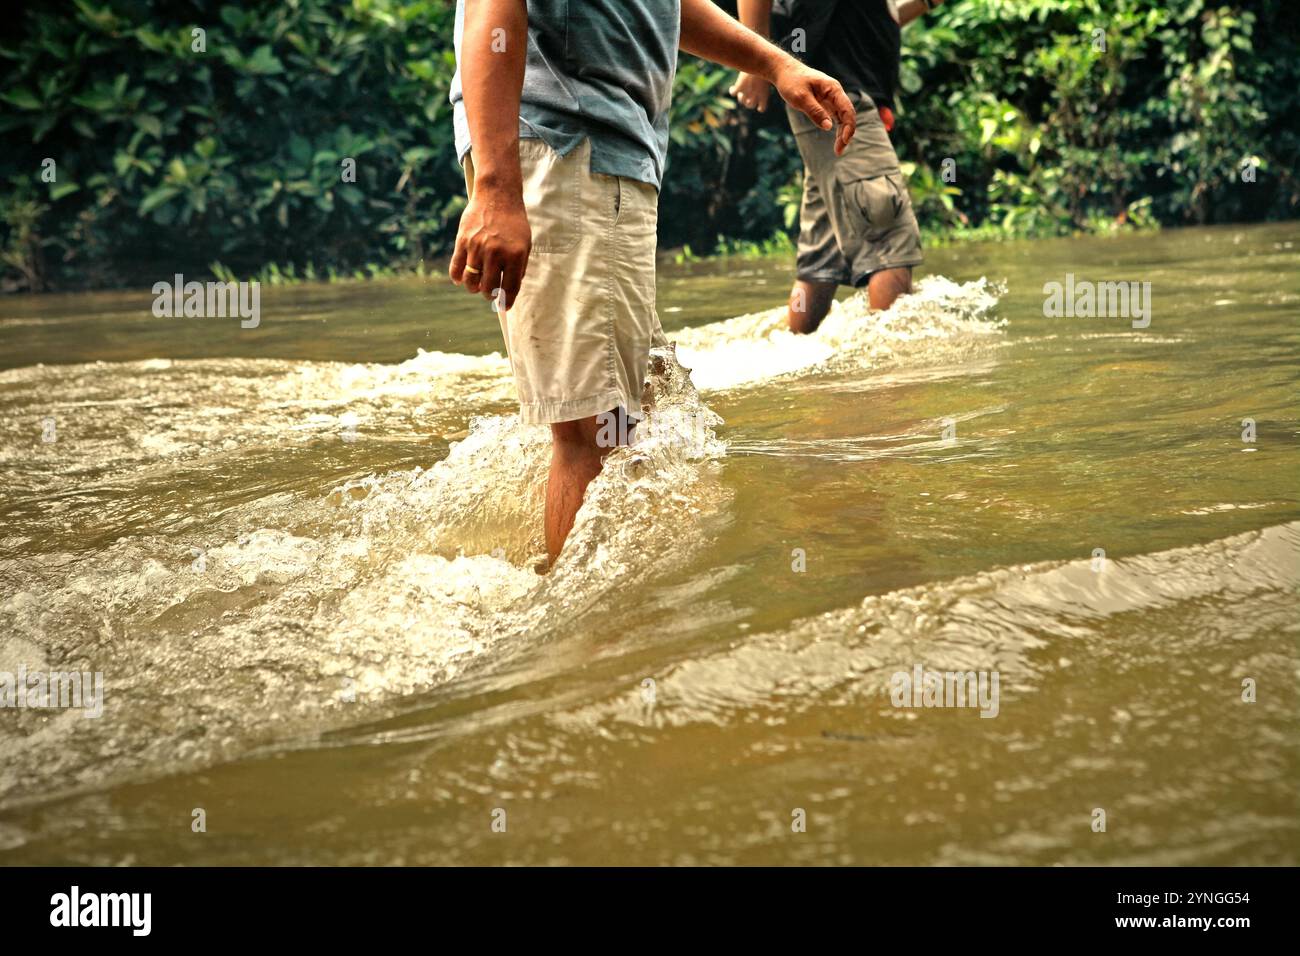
[
  {"left": 449, "top": 234, "right": 469, "bottom": 284},
  {"left": 797, "top": 91, "right": 832, "bottom": 130},
  {"left": 826, "top": 84, "right": 858, "bottom": 155},
  {"left": 479, "top": 250, "right": 502, "bottom": 302},
  {"left": 835, "top": 110, "right": 857, "bottom": 155},
  {"left": 829, "top": 83, "right": 856, "bottom": 128},
  {"left": 500, "top": 256, "right": 526, "bottom": 312},
  {"left": 837, "top": 116, "right": 857, "bottom": 155},
  {"left": 463, "top": 245, "right": 484, "bottom": 294}
]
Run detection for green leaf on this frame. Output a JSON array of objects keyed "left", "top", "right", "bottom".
[
  {"left": 134, "top": 113, "right": 163, "bottom": 138},
  {"left": 139, "top": 185, "right": 180, "bottom": 214},
  {"left": 899, "top": 63, "right": 923, "bottom": 95},
  {"left": 245, "top": 44, "right": 284, "bottom": 75},
  {"left": 1, "top": 87, "right": 41, "bottom": 110},
  {"left": 402, "top": 146, "right": 436, "bottom": 165},
  {"left": 289, "top": 134, "right": 312, "bottom": 164}
]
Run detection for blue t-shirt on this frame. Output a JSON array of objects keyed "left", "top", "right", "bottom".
[{"left": 450, "top": 0, "right": 680, "bottom": 189}]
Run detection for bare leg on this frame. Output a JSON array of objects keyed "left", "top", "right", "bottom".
[
  {"left": 787, "top": 278, "right": 838, "bottom": 334},
  {"left": 545, "top": 408, "right": 632, "bottom": 563},
  {"left": 867, "top": 266, "right": 912, "bottom": 311}
]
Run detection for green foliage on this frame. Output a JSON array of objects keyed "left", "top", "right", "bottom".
[
  {"left": 674, "top": 229, "right": 795, "bottom": 264},
  {"left": 1, "top": 0, "right": 460, "bottom": 290},
  {"left": 0, "top": 0, "right": 1295, "bottom": 290},
  {"left": 893, "top": 0, "right": 1297, "bottom": 238},
  {"left": 678, "top": 0, "right": 1298, "bottom": 252}
]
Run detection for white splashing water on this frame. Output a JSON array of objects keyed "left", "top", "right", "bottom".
[
  {"left": 0, "top": 278, "right": 1005, "bottom": 805},
  {"left": 676, "top": 276, "right": 1005, "bottom": 390}
]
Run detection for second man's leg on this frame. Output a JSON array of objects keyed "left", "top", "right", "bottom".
[
  {"left": 867, "top": 266, "right": 912, "bottom": 311},
  {"left": 787, "top": 278, "right": 838, "bottom": 334}
]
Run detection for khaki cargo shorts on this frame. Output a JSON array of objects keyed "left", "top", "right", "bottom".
[
  {"left": 787, "top": 91, "right": 923, "bottom": 287},
  {"left": 463, "top": 138, "right": 666, "bottom": 425}
]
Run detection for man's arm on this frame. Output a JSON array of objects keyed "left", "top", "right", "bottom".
[
  {"left": 681, "top": 0, "right": 855, "bottom": 153},
  {"left": 449, "top": 0, "right": 531, "bottom": 309},
  {"left": 894, "top": 0, "right": 944, "bottom": 28}
]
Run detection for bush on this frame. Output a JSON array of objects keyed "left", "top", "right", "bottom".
[
  {"left": 677, "top": 0, "right": 1298, "bottom": 248},
  {"left": 893, "top": 0, "right": 1297, "bottom": 235},
  {"left": 1, "top": 0, "right": 461, "bottom": 290},
  {"left": 1, "top": 0, "right": 1295, "bottom": 291}
]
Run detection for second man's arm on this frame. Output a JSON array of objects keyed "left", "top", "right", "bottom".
[{"left": 729, "top": 0, "right": 773, "bottom": 113}]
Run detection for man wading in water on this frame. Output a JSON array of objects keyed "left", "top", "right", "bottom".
[
  {"left": 731, "top": 0, "right": 942, "bottom": 331},
  {"left": 449, "top": 0, "right": 856, "bottom": 562}
]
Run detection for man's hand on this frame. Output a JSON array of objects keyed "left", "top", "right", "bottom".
[
  {"left": 680, "top": 0, "right": 854, "bottom": 151},
  {"left": 449, "top": 184, "right": 531, "bottom": 310},
  {"left": 770, "top": 58, "right": 857, "bottom": 155},
  {"left": 730, "top": 70, "right": 771, "bottom": 112}
]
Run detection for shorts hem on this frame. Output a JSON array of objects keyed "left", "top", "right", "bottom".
[
  {"left": 518, "top": 389, "right": 632, "bottom": 426},
  {"left": 850, "top": 257, "right": 924, "bottom": 287},
  {"left": 795, "top": 269, "right": 849, "bottom": 286}
]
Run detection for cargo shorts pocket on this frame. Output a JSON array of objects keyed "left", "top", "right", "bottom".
[
  {"left": 521, "top": 140, "right": 582, "bottom": 254},
  {"left": 835, "top": 170, "right": 906, "bottom": 240}
]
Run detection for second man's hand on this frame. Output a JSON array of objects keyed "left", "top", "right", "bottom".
[{"left": 730, "top": 71, "right": 771, "bottom": 112}]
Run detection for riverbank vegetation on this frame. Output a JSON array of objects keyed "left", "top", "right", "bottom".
[{"left": 2, "top": 0, "right": 1295, "bottom": 291}]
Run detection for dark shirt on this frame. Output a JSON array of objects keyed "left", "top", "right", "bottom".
[{"left": 808, "top": 1, "right": 901, "bottom": 110}]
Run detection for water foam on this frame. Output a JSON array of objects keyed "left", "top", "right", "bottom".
[
  {"left": 0, "top": 276, "right": 1005, "bottom": 806},
  {"left": 0, "top": 346, "right": 728, "bottom": 805},
  {"left": 553, "top": 522, "right": 1300, "bottom": 732},
  {"left": 676, "top": 276, "right": 1005, "bottom": 390}
]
